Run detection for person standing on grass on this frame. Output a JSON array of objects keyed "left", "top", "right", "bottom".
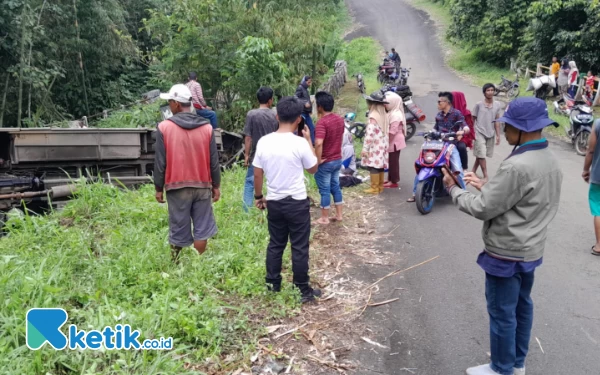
[
  {"left": 186, "top": 72, "right": 219, "bottom": 129},
  {"left": 557, "top": 59, "right": 570, "bottom": 96},
  {"left": 155, "top": 84, "right": 221, "bottom": 262},
  {"left": 295, "top": 75, "right": 316, "bottom": 144},
  {"left": 242, "top": 87, "right": 279, "bottom": 212},
  {"left": 568, "top": 61, "right": 579, "bottom": 98},
  {"left": 252, "top": 96, "right": 322, "bottom": 304},
  {"left": 383, "top": 91, "right": 406, "bottom": 189},
  {"left": 313, "top": 91, "right": 345, "bottom": 225},
  {"left": 582, "top": 119, "right": 600, "bottom": 256},
  {"left": 550, "top": 57, "right": 560, "bottom": 96},
  {"left": 471, "top": 83, "right": 503, "bottom": 182},
  {"left": 441, "top": 97, "right": 562, "bottom": 375}
]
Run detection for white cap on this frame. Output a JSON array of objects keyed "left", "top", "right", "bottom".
[{"left": 159, "top": 84, "right": 192, "bottom": 103}]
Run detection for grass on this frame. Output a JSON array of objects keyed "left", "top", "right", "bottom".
[
  {"left": 0, "top": 166, "right": 304, "bottom": 374},
  {"left": 408, "top": 0, "right": 577, "bottom": 139}
]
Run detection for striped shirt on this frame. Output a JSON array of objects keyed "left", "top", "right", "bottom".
[{"left": 186, "top": 80, "right": 206, "bottom": 108}]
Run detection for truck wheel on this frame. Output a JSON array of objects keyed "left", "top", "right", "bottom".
[{"left": 416, "top": 179, "right": 435, "bottom": 215}]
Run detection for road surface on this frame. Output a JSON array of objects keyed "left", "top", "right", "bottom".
[{"left": 344, "top": 0, "right": 600, "bottom": 374}]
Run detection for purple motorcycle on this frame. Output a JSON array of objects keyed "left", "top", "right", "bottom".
[{"left": 414, "top": 129, "right": 463, "bottom": 215}]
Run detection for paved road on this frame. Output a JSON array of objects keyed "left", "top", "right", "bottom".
[{"left": 344, "top": 1, "right": 600, "bottom": 374}]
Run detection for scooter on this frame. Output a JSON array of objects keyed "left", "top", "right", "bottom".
[
  {"left": 353, "top": 73, "right": 366, "bottom": 94},
  {"left": 399, "top": 67, "right": 411, "bottom": 86},
  {"left": 414, "top": 128, "right": 463, "bottom": 215},
  {"left": 566, "top": 101, "right": 594, "bottom": 156},
  {"left": 494, "top": 74, "right": 520, "bottom": 98}
]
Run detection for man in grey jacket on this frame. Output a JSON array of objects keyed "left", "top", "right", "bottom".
[{"left": 441, "top": 97, "right": 563, "bottom": 375}]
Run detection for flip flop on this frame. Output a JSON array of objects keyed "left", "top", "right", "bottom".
[
  {"left": 407, "top": 196, "right": 415, "bottom": 202},
  {"left": 592, "top": 246, "right": 600, "bottom": 256}
]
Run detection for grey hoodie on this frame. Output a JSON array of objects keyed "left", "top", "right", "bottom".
[{"left": 154, "top": 111, "right": 221, "bottom": 191}]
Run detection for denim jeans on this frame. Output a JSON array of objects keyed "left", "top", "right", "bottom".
[
  {"left": 486, "top": 271, "right": 535, "bottom": 375},
  {"left": 196, "top": 109, "right": 218, "bottom": 129},
  {"left": 412, "top": 146, "right": 465, "bottom": 193},
  {"left": 242, "top": 165, "right": 254, "bottom": 212},
  {"left": 302, "top": 113, "right": 316, "bottom": 144},
  {"left": 314, "top": 159, "right": 343, "bottom": 209}
]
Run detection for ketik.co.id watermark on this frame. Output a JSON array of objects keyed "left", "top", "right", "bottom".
[{"left": 26, "top": 308, "right": 173, "bottom": 350}]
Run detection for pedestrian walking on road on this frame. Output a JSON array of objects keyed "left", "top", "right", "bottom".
[
  {"left": 471, "top": 84, "right": 503, "bottom": 181},
  {"left": 295, "top": 75, "right": 316, "bottom": 144},
  {"left": 313, "top": 91, "right": 345, "bottom": 225},
  {"left": 383, "top": 91, "right": 406, "bottom": 189},
  {"left": 186, "top": 72, "right": 219, "bottom": 129},
  {"left": 441, "top": 97, "right": 563, "bottom": 375},
  {"left": 155, "top": 84, "right": 221, "bottom": 262},
  {"left": 582, "top": 119, "right": 600, "bottom": 256},
  {"left": 361, "top": 92, "right": 390, "bottom": 194},
  {"left": 252, "top": 96, "right": 322, "bottom": 303},
  {"left": 242, "top": 87, "right": 279, "bottom": 212}
]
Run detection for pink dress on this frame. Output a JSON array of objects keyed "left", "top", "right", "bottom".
[
  {"left": 388, "top": 121, "right": 406, "bottom": 152},
  {"left": 361, "top": 119, "right": 389, "bottom": 169}
]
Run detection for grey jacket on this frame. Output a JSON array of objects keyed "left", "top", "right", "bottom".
[{"left": 450, "top": 143, "right": 562, "bottom": 262}]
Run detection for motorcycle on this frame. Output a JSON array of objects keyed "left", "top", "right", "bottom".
[
  {"left": 494, "top": 74, "right": 520, "bottom": 98},
  {"left": 378, "top": 85, "right": 426, "bottom": 141},
  {"left": 566, "top": 101, "right": 594, "bottom": 156},
  {"left": 344, "top": 112, "right": 367, "bottom": 140},
  {"left": 378, "top": 57, "right": 398, "bottom": 84},
  {"left": 414, "top": 127, "right": 463, "bottom": 215},
  {"left": 399, "top": 67, "right": 411, "bottom": 86},
  {"left": 353, "top": 73, "right": 366, "bottom": 94}
]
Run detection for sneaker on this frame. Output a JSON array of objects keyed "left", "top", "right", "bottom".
[
  {"left": 465, "top": 364, "right": 502, "bottom": 375},
  {"left": 301, "top": 288, "right": 322, "bottom": 304},
  {"left": 514, "top": 367, "right": 525, "bottom": 375}
]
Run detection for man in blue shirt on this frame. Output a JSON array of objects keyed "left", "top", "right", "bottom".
[{"left": 442, "top": 97, "right": 563, "bottom": 375}]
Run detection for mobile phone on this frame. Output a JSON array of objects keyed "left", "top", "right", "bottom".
[
  {"left": 297, "top": 116, "right": 305, "bottom": 137},
  {"left": 442, "top": 165, "right": 460, "bottom": 186}
]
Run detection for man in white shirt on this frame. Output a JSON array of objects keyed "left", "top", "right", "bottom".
[{"left": 253, "top": 96, "right": 321, "bottom": 303}]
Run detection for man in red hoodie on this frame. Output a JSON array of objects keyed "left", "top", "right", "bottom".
[{"left": 155, "top": 84, "right": 221, "bottom": 262}]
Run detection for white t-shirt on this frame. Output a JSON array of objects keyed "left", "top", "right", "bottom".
[{"left": 253, "top": 132, "right": 317, "bottom": 201}]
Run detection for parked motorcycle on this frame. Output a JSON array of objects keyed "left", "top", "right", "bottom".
[
  {"left": 566, "top": 101, "right": 594, "bottom": 156},
  {"left": 378, "top": 57, "right": 398, "bottom": 84},
  {"left": 494, "top": 74, "right": 520, "bottom": 98},
  {"left": 353, "top": 73, "right": 366, "bottom": 94},
  {"left": 414, "top": 128, "right": 462, "bottom": 215},
  {"left": 378, "top": 84, "right": 426, "bottom": 141}
]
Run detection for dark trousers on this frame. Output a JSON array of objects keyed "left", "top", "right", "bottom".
[
  {"left": 456, "top": 141, "right": 468, "bottom": 170},
  {"left": 266, "top": 197, "right": 311, "bottom": 290},
  {"left": 486, "top": 271, "right": 535, "bottom": 375},
  {"left": 388, "top": 149, "right": 401, "bottom": 183}
]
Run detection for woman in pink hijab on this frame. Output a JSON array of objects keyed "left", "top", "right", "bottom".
[{"left": 383, "top": 92, "right": 406, "bottom": 188}]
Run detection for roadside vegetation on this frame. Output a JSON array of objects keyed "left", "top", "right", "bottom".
[{"left": 0, "top": 167, "right": 307, "bottom": 374}]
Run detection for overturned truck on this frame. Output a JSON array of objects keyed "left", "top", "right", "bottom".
[{"left": 0, "top": 126, "right": 243, "bottom": 215}]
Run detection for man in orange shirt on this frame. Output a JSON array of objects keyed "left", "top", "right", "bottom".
[
  {"left": 155, "top": 84, "right": 221, "bottom": 262},
  {"left": 550, "top": 57, "right": 560, "bottom": 97}
]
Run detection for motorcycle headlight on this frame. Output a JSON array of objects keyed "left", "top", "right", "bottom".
[
  {"left": 577, "top": 114, "right": 593, "bottom": 121},
  {"left": 424, "top": 152, "right": 437, "bottom": 163}
]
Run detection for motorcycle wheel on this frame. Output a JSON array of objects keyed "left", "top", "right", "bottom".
[
  {"left": 575, "top": 130, "right": 590, "bottom": 156},
  {"left": 508, "top": 87, "right": 519, "bottom": 98},
  {"left": 405, "top": 122, "right": 417, "bottom": 141},
  {"left": 416, "top": 179, "right": 436, "bottom": 215}
]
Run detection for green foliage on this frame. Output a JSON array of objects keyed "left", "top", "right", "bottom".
[
  {"left": 96, "top": 102, "right": 163, "bottom": 128},
  {"left": 0, "top": 167, "right": 300, "bottom": 374}
]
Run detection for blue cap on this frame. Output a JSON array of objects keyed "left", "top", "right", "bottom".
[{"left": 496, "top": 97, "right": 558, "bottom": 132}]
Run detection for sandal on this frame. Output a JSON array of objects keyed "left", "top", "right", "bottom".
[
  {"left": 407, "top": 196, "right": 415, "bottom": 203},
  {"left": 592, "top": 246, "right": 600, "bottom": 256}
]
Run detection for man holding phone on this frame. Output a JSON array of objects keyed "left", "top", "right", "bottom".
[{"left": 252, "top": 96, "right": 322, "bottom": 303}]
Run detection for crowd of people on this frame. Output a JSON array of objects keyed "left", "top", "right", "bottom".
[{"left": 551, "top": 56, "right": 597, "bottom": 101}]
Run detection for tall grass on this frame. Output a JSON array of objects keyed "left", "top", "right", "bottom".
[{"left": 0, "top": 166, "right": 301, "bottom": 374}]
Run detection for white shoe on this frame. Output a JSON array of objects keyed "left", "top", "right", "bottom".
[
  {"left": 514, "top": 368, "right": 526, "bottom": 375},
  {"left": 466, "top": 364, "right": 502, "bottom": 375}
]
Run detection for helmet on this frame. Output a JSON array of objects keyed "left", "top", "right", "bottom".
[{"left": 345, "top": 112, "right": 356, "bottom": 122}]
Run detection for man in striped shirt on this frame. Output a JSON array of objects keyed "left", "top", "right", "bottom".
[{"left": 186, "top": 72, "right": 218, "bottom": 129}]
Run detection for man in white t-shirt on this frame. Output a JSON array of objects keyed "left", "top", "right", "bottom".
[{"left": 253, "top": 96, "right": 321, "bottom": 303}]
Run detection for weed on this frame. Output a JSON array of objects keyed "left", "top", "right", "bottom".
[{"left": 0, "top": 166, "right": 304, "bottom": 374}]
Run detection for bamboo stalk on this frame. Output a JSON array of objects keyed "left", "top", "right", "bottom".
[
  {"left": 17, "top": 4, "right": 28, "bottom": 128},
  {"left": 73, "top": 0, "right": 89, "bottom": 114},
  {"left": 27, "top": 0, "right": 47, "bottom": 120},
  {"left": 0, "top": 74, "right": 9, "bottom": 128}
]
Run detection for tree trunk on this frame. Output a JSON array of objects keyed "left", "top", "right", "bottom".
[
  {"left": 0, "top": 74, "right": 9, "bottom": 128},
  {"left": 17, "top": 4, "right": 28, "bottom": 128},
  {"left": 27, "top": 0, "right": 47, "bottom": 120},
  {"left": 73, "top": 0, "right": 89, "bottom": 114}
]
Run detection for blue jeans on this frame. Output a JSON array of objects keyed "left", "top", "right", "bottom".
[
  {"left": 243, "top": 165, "right": 254, "bottom": 212},
  {"left": 302, "top": 113, "right": 315, "bottom": 144},
  {"left": 314, "top": 160, "right": 343, "bottom": 209},
  {"left": 196, "top": 109, "right": 218, "bottom": 129},
  {"left": 412, "top": 147, "right": 465, "bottom": 193},
  {"left": 486, "top": 271, "right": 535, "bottom": 375}
]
